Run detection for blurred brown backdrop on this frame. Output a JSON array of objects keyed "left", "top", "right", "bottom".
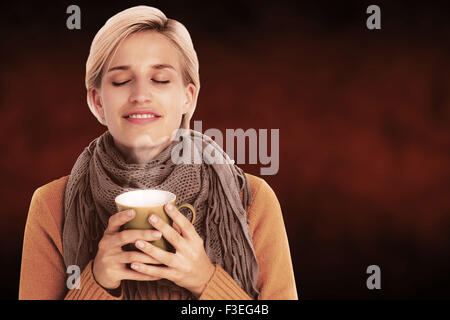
[{"left": 1, "top": 0, "right": 450, "bottom": 299}]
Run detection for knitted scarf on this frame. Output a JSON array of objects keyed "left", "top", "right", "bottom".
[{"left": 62, "top": 129, "right": 259, "bottom": 299}]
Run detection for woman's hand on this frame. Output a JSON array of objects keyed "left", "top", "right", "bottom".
[
  {"left": 92, "top": 209, "right": 164, "bottom": 290},
  {"left": 130, "top": 203, "right": 215, "bottom": 297}
]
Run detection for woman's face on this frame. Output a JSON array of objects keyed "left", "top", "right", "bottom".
[{"left": 90, "top": 30, "right": 195, "bottom": 160}]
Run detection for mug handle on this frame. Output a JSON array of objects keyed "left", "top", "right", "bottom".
[{"left": 176, "top": 203, "right": 196, "bottom": 224}]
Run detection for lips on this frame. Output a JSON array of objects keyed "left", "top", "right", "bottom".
[
  {"left": 123, "top": 110, "right": 162, "bottom": 119},
  {"left": 122, "top": 109, "right": 162, "bottom": 125}
]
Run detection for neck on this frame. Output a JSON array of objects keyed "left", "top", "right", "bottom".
[{"left": 113, "top": 138, "right": 173, "bottom": 165}]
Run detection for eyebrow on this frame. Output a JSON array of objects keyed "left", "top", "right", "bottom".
[{"left": 107, "top": 63, "right": 176, "bottom": 73}]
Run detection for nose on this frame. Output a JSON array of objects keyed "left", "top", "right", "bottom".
[{"left": 129, "top": 78, "right": 152, "bottom": 104}]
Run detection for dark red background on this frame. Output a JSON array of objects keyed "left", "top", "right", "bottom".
[{"left": 1, "top": 0, "right": 450, "bottom": 299}]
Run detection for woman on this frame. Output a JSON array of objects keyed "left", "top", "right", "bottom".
[{"left": 19, "top": 6, "right": 297, "bottom": 300}]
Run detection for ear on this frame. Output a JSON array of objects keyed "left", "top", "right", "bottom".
[
  {"left": 89, "top": 87, "right": 105, "bottom": 120},
  {"left": 182, "top": 83, "right": 196, "bottom": 115}
]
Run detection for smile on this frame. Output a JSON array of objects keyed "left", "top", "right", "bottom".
[
  {"left": 123, "top": 113, "right": 161, "bottom": 124},
  {"left": 125, "top": 114, "right": 158, "bottom": 119}
]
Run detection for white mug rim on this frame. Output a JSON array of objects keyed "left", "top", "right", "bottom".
[{"left": 114, "top": 189, "right": 176, "bottom": 207}]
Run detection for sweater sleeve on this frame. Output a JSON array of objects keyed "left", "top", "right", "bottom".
[
  {"left": 199, "top": 176, "right": 298, "bottom": 300},
  {"left": 19, "top": 187, "right": 122, "bottom": 300},
  {"left": 198, "top": 265, "right": 251, "bottom": 300},
  {"left": 246, "top": 177, "right": 298, "bottom": 299}
]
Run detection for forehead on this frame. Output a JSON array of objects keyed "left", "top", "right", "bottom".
[{"left": 108, "top": 30, "right": 182, "bottom": 72}]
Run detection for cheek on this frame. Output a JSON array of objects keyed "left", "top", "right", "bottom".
[
  {"left": 102, "top": 90, "right": 125, "bottom": 110},
  {"left": 101, "top": 93, "right": 129, "bottom": 124},
  {"left": 159, "top": 95, "right": 185, "bottom": 133},
  {"left": 163, "top": 109, "right": 183, "bottom": 131},
  {"left": 170, "top": 88, "right": 188, "bottom": 112},
  {"left": 160, "top": 90, "right": 184, "bottom": 115}
]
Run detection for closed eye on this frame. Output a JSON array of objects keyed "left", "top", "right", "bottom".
[
  {"left": 112, "top": 79, "right": 170, "bottom": 86},
  {"left": 112, "top": 80, "right": 131, "bottom": 86},
  {"left": 153, "top": 79, "right": 170, "bottom": 84}
]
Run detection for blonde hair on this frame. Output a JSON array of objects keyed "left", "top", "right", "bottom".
[{"left": 85, "top": 5, "right": 200, "bottom": 129}]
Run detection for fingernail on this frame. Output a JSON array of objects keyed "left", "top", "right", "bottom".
[
  {"left": 126, "top": 209, "right": 135, "bottom": 217},
  {"left": 131, "top": 263, "right": 139, "bottom": 270},
  {"left": 136, "top": 240, "right": 146, "bottom": 249},
  {"left": 149, "top": 215, "right": 158, "bottom": 223},
  {"left": 166, "top": 203, "right": 174, "bottom": 211}
]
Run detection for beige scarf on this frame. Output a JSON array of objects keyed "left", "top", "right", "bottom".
[{"left": 62, "top": 130, "right": 259, "bottom": 299}]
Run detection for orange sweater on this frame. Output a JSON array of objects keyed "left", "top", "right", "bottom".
[{"left": 19, "top": 174, "right": 297, "bottom": 300}]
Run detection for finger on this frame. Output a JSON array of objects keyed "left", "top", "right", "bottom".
[
  {"left": 117, "top": 251, "right": 161, "bottom": 265},
  {"left": 172, "top": 222, "right": 182, "bottom": 234},
  {"left": 135, "top": 240, "right": 178, "bottom": 268},
  {"left": 130, "top": 262, "right": 173, "bottom": 281},
  {"left": 105, "top": 209, "right": 136, "bottom": 234},
  {"left": 164, "top": 203, "right": 197, "bottom": 239},
  {"left": 148, "top": 213, "right": 186, "bottom": 251},
  {"left": 120, "top": 268, "right": 162, "bottom": 282},
  {"left": 113, "top": 229, "right": 162, "bottom": 247}
]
